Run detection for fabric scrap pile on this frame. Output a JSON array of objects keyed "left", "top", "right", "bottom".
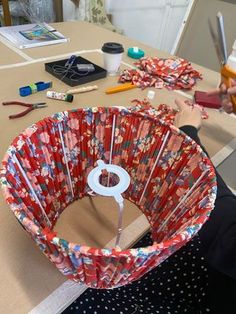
[
  {"left": 129, "top": 99, "right": 178, "bottom": 124},
  {"left": 130, "top": 99, "right": 208, "bottom": 121},
  {"left": 119, "top": 57, "right": 202, "bottom": 90}
]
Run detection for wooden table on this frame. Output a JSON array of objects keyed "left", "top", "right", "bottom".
[{"left": 0, "top": 21, "right": 235, "bottom": 314}]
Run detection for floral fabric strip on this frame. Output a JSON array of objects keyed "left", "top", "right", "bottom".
[
  {"left": 131, "top": 99, "right": 208, "bottom": 121},
  {"left": 119, "top": 57, "right": 202, "bottom": 90}
]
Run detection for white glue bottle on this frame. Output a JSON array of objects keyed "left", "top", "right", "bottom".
[{"left": 46, "top": 91, "right": 74, "bottom": 103}]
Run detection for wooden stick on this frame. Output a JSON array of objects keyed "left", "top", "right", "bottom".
[{"left": 66, "top": 85, "right": 98, "bottom": 94}]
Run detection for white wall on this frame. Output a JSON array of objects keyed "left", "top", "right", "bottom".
[
  {"left": 105, "top": 0, "right": 193, "bottom": 53},
  {"left": 63, "top": 0, "right": 193, "bottom": 53}
]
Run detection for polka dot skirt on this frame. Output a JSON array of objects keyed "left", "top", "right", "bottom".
[{"left": 63, "top": 233, "right": 211, "bottom": 314}]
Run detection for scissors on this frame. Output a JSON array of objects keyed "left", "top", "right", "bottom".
[
  {"left": 2, "top": 101, "right": 47, "bottom": 119},
  {"left": 208, "top": 12, "right": 236, "bottom": 113}
]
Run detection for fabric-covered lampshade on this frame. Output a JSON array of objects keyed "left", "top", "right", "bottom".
[{"left": 0, "top": 105, "right": 216, "bottom": 289}]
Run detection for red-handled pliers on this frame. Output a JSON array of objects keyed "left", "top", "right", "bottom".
[{"left": 2, "top": 101, "right": 47, "bottom": 119}]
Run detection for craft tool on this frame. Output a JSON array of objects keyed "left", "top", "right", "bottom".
[
  {"left": 209, "top": 12, "right": 236, "bottom": 113},
  {"left": 60, "top": 55, "right": 77, "bottom": 81},
  {"left": 194, "top": 91, "right": 221, "bottom": 109},
  {"left": 51, "top": 60, "right": 95, "bottom": 80},
  {"left": 64, "top": 55, "right": 77, "bottom": 68},
  {"left": 2, "top": 101, "right": 47, "bottom": 119},
  {"left": 45, "top": 56, "right": 107, "bottom": 86},
  {"left": 77, "top": 64, "right": 95, "bottom": 72},
  {"left": 19, "top": 81, "right": 52, "bottom": 97},
  {"left": 46, "top": 91, "right": 73, "bottom": 102},
  {"left": 105, "top": 82, "right": 136, "bottom": 94},
  {"left": 66, "top": 85, "right": 98, "bottom": 95}
]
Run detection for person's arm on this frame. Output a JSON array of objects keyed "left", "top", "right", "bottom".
[
  {"left": 178, "top": 122, "right": 236, "bottom": 280},
  {"left": 208, "top": 81, "right": 236, "bottom": 114},
  {"left": 175, "top": 99, "right": 234, "bottom": 198}
]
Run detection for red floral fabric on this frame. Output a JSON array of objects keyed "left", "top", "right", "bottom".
[
  {"left": 0, "top": 105, "right": 216, "bottom": 289},
  {"left": 119, "top": 57, "right": 202, "bottom": 90}
]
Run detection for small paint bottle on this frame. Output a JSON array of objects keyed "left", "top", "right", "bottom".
[{"left": 46, "top": 91, "right": 73, "bottom": 103}]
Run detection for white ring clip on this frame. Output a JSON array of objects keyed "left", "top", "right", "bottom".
[{"left": 87, "top": 160, "right": 130, "bottom": 247}]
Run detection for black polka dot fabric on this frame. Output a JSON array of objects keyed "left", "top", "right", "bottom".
[{"left": 63, "top": 233, "right": 211, "bottom": 314}]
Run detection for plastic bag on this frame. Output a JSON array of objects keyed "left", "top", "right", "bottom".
[{"left": 18, "top": 0, "right": 55, "bottom": 23}]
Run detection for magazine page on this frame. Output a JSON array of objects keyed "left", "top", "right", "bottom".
[{"left": 0, "top": 23, "right": 69, "bottom": 49}]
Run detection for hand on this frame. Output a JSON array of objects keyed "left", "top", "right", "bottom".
[
  {"left": 207, "top": 80, "right": 236, "bottom": 114},
  {"left": 174, "top": 98, "right": 202, "bottom": 130}
]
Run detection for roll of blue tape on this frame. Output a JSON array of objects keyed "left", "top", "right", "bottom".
[{"left": 19, "top": 81, "right": 52, "bottom": 97}]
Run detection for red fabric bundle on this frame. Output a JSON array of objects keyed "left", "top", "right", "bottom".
[{"left": 119, "top": 57, "right": 202, "bottom": 90}]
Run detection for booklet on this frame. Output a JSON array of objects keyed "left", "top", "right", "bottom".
[{"left": 0, "top": 23, "right": 69, "bottom": 49}]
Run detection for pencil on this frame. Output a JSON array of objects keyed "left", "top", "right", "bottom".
[{"left": 105, "top": 83, "right": 136, "bottom": 94}]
